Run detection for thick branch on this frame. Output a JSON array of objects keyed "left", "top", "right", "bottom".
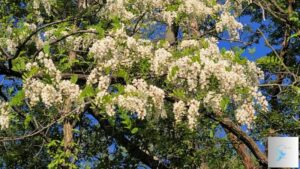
[
  {"left": 0, "top": 63, "right": 22, "bottom": 77},
  {"left": 206, "top": 113, "right": 267, "bottom": 167},
  {"left": 227, "top": 132, "right": 257, "bottom": 169}
]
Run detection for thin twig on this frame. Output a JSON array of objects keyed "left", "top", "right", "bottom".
[
  {"left": 257, "top": 28, "right": 297, "bottom": 82},
  {"left": 0, "top": 102, "right": 89, "bottom": 142}
]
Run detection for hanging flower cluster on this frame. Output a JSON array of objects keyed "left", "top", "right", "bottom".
[
  {"left": 23, "top": 52, "right": 84, "bottom": 112},
  {"left": 87, "top": 31, "right": 268, "bottom": 128},
  {"left": 0, "top": 101, "right": 10, "bottom": 129},
  {"left": 97, "top": 79, "right": 166, "bottom": 119}
]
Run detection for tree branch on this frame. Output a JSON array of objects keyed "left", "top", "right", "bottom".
[
  {"left": 89, "top": 110, "right": 168, "bottom": 169},
  {"left": 206, "top": 113, "right": 268, "bottom": 167}
]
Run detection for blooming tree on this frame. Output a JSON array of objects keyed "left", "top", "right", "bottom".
[{"left": 0, "top": 0, "right": 277, "bottom": 168}]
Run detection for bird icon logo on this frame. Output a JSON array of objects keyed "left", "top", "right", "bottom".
[{"left": 276, "top": 145, "right": 287, "bottom": 161}]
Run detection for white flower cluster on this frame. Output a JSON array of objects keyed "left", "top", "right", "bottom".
[
  {"left": 24, "top": 78, "right": 82, "bottom": 110},
  {"left": 32, "top": 52, "right": 62, "bottom": 82},
  {"left": 164, "top": 39, "right": 268, "bottom": 126},
  {"left": 89, "top": 36, "right": 116, "bottom": 62},
  {"left": 94, "top": 76, "right": 111, "bottom": 105},
  {"left": 161, "top": 11, "right": 178, "bottom": 26},
  {"left": 85, "top": 14, "right": 266, "bottom": 128},
  {"left": 251, "top": 87, "right": 269, "bottom": 112},
  {"left": 117, "top": 95, "right": 148, "bottom": 119},
  {"left": 0, "top": 101, "right": 10, "bottom": 129},
  {"left": 88, "top": 26, "right": 267, "bottom": 127},
  {"left": 89, "top": 29, "right": 153, "bottom": 71},
  {"left": 179, "top": 40, "right": 199, "bottom": 49},
  {"left": 235, "top": 103, "right": 256, "bottom": 127},
  {"left": 173, "top": 100, "right": 186, "bottom": 123},
  {"left": 100, "top": 0, "right": 134, "bottom": 20},
  {"left": 216, "top": 12, "right": 243, "bottom": 39},
  {"left": 0, "top": 38, "right": 17, "bottom": 55},
  {"left": 41, "top": 84, "right": 62, "bottom": 107},
  {"left": 24, "top": 52, "right": 83, "bottom": 111},
  {"left": 97, "top": 0, "right": 244, "bottom": 39},
  {"left": 59, "top": 80, "right": 81, "bottom": 102},
  {"left": 173, "top": 99, "right": 200, "bottom": 129},
  {"left": 178, "top": 0, "right": 215, "bottom": 18},
  {"left": 203, "top": 92, "right": 223, "bottom": 112},
  {"left": 33, "top": 0, "right": 53, "bottom": 15},
  {"left": 151, "top": 48, "right": 172, "bottom": 75},
  {"left": 103, "top": 79, "right": 166, "bottom": 119},
  {"left": 6, "top": 39, "right": 18, "bottom": 54},
  {"left": 24, "top": 79, "right": 54, "bottom": 107},
  {"left": 187, "top": 99, "right": 200, "bottom": 129}
]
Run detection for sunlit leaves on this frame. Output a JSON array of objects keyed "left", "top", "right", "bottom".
[{"left": 9, "top": 90, "right": 25, "bottom": 106}]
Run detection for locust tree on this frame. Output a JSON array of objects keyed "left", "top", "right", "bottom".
[{"left": 0, "top": 0, "right": 284, "bottom": 168}]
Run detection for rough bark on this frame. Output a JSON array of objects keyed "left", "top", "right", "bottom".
[
  {"left": 206, "top": 113, "right": 268, "bottom": 167},
  {"left": 227, "top": 132, "right": 257, "bottom": 169},
  {"left": 63, "top": 119, "right": 73, "bottom": 151}
]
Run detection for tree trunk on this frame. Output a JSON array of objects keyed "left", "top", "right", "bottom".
[
  {"left": 63, "top": 119, "right": 73, "bottom": 152},
  {"left": 210, "top": 111, "right": 264, "bottom": 168},
  {"left": 62, "top": 98, "right": 74, "bottom": 167}
]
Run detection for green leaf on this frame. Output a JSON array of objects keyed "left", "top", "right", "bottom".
[
  {"left": 112, "top": 16, "right": 121, "bottom": 29},
  {"left": 169, "top": 66, "right": 179, "bottom": 79},
  {"left": 70, "top": 74, "right": 78, "bottom": 84},
  {"left": 232, "top": 47, "right": 247, "bottom": 65},
  {"left": 23, "top": 66, "right": 39, "bottom": 79},
  {"left": 209, "top": 130, "right": 214, "bottom": 138},
  {"left": 256, "top": 55, "right": 281, "bottom": 66},
  {"left": 120, "top": 111, "right": 132, "bottom": 129},
  {"left": 12, "top": 57, "right": 27, "bottom": 72},
  {"left": 172, "top": 88, "right": 186, "bottom": 100},
  {"left": 220, "top": 97, "right": 230, "bottom": 112},
  {"left": 139, "top": 59, "right": 151, "bottom": 75},
  {"left": 200, "top": 38, "right": 209, "bottom": 49},
  {"left": 292, "top": 86, "right": 300, "bottom": 95},
  {"left": 166, "top": 0, "right": 181, "bottom": 11},
  {"left": 43, "top": 43, "right": 50, "bottom": 54},
  {"left": 9, "top": 90, "right": 25, "bottom": 106},
  {"left": 131, "top": 127, "right": 139, "bottom": 134},
  {"left": 113, "top": 84, "right": 125, "bottom": 94},
  {"left": 248, "top": 47, "right": 256, "bottom": 54},
  {"left": 80, "top": 85, "right": 95, "bottom": 98},
  {"left": 116, "top": 69, "right": 129, "bottom": 83},
  {"left": 236, "top": 87, "right": 250, "bottom": 95},
  {"left": 24, "top": 114, "right": 32, "bottom": 129},
  {"left": 8, "top": 87, "right": 14, "bottom": 95}
]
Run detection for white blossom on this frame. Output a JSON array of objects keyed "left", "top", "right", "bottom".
[
  {"left": 179, "top": 40, "right": 199, "bottom": 49},
  {"left": 152, "top": 48, "right": 172, "bottom": 75},
  {"left": 187, "top": 99, "right": 200, "bottom": 129},
  {"left": 117, "top": 95, "right": 147, "bottom": 119},
  {"left": 0, "top": 101, "right": 10, "bottom": 129},
  {"left": 216, "top": 12, "right": 243, "bottom": 39},
  {"left": 173, "top": 101, "right": 186, "bottom": 123},
  {"left": 236, "top": 102, "right": 256, "bottom": 127},
  {"left": 111, "top": 79, "right": 166, "bottom": 119},
  {"left": 203, "top": 92, "right": 223, "bottom": 112},
  {"left": 41, "top": 84, "right": 62, "bottom": 108}
]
